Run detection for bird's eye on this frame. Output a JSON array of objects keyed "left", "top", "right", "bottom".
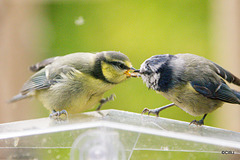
[
  {"left": 111, "top": 62, "right": 128, "bottom": 70},
  {"left": 118, "top": 63, "right": 125, "bottom": 69},
  {"left": 107, "top": 61, "right": 129, "bottom": 70}
]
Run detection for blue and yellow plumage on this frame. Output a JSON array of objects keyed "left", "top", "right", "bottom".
[
  {"left": 138, "top": 53, "right": 240, "bottom": 125},
  {"left": 9, "top": 51, "right": 136, "bottom": 117}
]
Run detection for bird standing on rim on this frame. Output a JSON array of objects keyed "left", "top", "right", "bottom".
[
  {"left": 9, "top": 51, "right": 137, "bottom": 118},
  {"left": 137, "top": 53, "right": 240, "bottom": 125}
]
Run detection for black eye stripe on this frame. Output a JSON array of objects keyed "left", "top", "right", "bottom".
[{"left": 106, "top": 61, "right": 130, "bottom": 70}]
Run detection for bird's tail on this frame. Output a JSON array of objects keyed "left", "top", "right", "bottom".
[
  {"left": 232, "top": 90, "right": 240, "bottom": 103},
  {"left": 8, "top": 94, "right": 29, "bottom": 103}
]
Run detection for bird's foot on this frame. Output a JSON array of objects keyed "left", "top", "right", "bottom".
[
  {"left": 189, "top": 119, "right": 204, "bottom": 126},
  {"left": 96, "top": 94, "right": 116, "bottom": 111},
  {"left": 106, "top": 94, "right": 116, "bottom": 102},
  {"left": 49, "top": 109, "right": 68, "bottom": 120},
  {"left": 141, "top": 104, "right": 175, "bottom": 117},
  {"left": 142, "top": 108, "right": 160, "bottom": 117}
]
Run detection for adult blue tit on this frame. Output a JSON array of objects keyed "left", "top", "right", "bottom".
[
  {"left": 9, "top": 51, "right": 137, "bottom": 117},
  {"left": 137, "top": 53, "right": 240, "bottom": 125}
]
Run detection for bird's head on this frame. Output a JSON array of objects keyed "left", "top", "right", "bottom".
[
  {"left": 138, "top": 54, "right": 175, "bottom": 91},
  {"left": 94, "top": 51, "right": 137, "bottom": 84}
]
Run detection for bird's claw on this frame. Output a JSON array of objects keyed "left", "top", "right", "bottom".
[
  {"left": 142, "top": 108, "right": 160, "bottom": 117},
  {"left": 141, "top": 108, "right": 150, "bottom": 115},
  {"left": 96, "top": 94, "right": 116, "bottom": 111},
  {"left": 189, "top": 119, "right": 204, "bottom": 126},
  {"left": 108, "top": 94, "right": 116, "bottom": 101},
  {"left": 49, "top": 109, "right": 68, "bottom": 120}
]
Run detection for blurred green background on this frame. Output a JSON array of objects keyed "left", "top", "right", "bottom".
[
  {"left": 1, "top": 0, "right": 240, "bottom": 159},
  {"left": 42, "top": 0, "right": 211, "bottom": 124},
  {"left": 2, "top": 0, "right": 240, "bottom": 131}
]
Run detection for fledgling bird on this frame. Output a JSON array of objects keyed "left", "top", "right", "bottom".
[
  {"left": 137, "top": 53, "right": 240, "bottom": 125},
  {"left": 9, "top": 51, "right": 136, "bottom": 118}
]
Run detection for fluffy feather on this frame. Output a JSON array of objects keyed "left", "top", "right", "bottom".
[
  {"left": 140, "top": 53, "right": 240, "bottom": 117},
  {"left": 9, "top": 51, "right": 134, "bottom": 115}
]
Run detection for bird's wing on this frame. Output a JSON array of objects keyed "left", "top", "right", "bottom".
[
  {"left": 21, "top": 69, "right": 51, "bottom": 95},
  {"left": 30, "top": 56, "right": 60, "bottom": 72},
  {"left": 190, "top": 80, "right": 240, "bottom": 104},
  {"left": 212, "top": 63, "right": 240, "bottom": 86},
  {"left": 21, "top": 65, "right": 82, "bottom": 95}
]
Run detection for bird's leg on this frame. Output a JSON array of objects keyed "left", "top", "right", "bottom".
[
  {"left": 142, "top": 103, "right": 175, "bottom": 117},
  {"left": 96, "top": 94, "right": 116, "bottom": 111},
  {"left": 49, "top": 109, "right": 68, "bottom": 120},
  {"left": 189, "top": 114, "right": 207, "bottom": 126}
]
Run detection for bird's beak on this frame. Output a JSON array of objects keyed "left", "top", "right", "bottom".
[
  {"left": 130, "top": 67, "right": 137, "bottom": 71},
  {"left": 133, "top": 69, "right": 140, "bottom": 73},
  {"left": 124, "top": 67, "right": 140, "bottom": 78}
]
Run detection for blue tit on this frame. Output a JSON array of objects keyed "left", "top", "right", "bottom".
[
  {"left": 9, "top": 51, "right": 137, "bottom": 118},
  {"left": 136, "top": 53, "right": 240, "bottom": 125}
]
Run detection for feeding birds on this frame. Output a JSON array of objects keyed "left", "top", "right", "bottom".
[
  {"left": 136, "top": 53, "right": 240, "bottom": 125},
  {"left": 9, "top": 51, "right": 137, "bottom": 118}
]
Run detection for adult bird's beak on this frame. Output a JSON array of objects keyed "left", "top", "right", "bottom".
[
  {"left": 124, "top": 67, "right": 140, "bottom": 78},
  {"left": 133, "top": 69, "right": 140, "bottom": 73},
  {"left": 130, "top": 67, "right": 137, "bottom": 71}
]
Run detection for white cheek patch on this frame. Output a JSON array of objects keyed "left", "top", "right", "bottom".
[
  {"left": 141, "top": 75, "right": 148, "bottom": 84},
  {"left": 150, "top": 76, "right": 156, "bottom": 84},
  {"left": 140, "top": 65, "right": 147, "bottom": 74},
  {"left": 141, "top": 73, "right": 160, "bottom": 90},
  {"left": 153, "top": 73, "right": 160, "bottom": 82}
]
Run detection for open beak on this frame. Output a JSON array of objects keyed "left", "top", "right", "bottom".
[{"left": 124, "top": 67, "right": 140, "bottom": 78}]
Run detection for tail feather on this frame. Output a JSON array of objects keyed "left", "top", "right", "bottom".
[
  {"left": 232, "top": 90, "right": 240, "bottom": 103},
  {"left": 8, "top": 94, "right": 29, "bottom": 103}
]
